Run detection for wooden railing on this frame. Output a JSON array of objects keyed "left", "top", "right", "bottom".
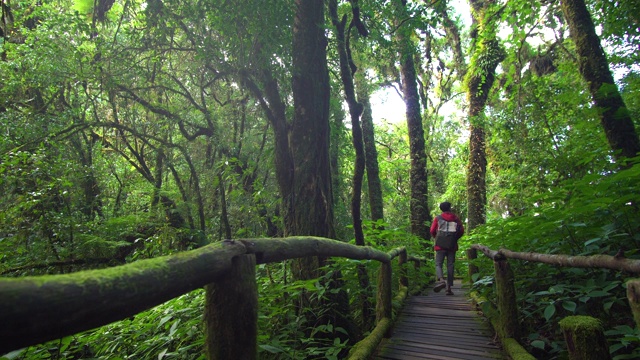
[
  {"left": 0, "top": 237, "right": 427, "bottom": 359},
  {"left": 467, "top": 244, "right": 640, "bottom": 360}
]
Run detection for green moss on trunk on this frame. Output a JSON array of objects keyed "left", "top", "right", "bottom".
[
  {"left": 559, "top": 316, "right": 611, "bottom": 360},
  {"left": 627, "top": 279, "right": 640, "bottom": 328},
  {"left": 561, "top": 0, "right": 640, "bottom": 159},
  {"left": 494, "top": 258, "right": 520, "bottom": 339}
]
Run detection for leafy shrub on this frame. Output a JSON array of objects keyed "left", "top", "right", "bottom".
[{"left": 466, "top": 159, "right": 640, "bottom": 359}]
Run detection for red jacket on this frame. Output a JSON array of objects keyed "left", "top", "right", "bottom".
[{"left": 430, "top": 211, "right": 464, "bottom": 251}]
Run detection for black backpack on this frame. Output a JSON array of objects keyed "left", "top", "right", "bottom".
[{"left": 435, "top": 215, "right": 459, "bottom": 250}]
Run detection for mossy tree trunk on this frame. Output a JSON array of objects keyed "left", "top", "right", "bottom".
[
  {"left": 494, "top": 257, "right": 520, "bottom": 339},
  {"left": 350, "top": 76, "right": 385, "bottom": 328},
  {"left": 356, "top": 74, "right": 385, "bottom": 227},
  {"left": 328, "top": 0, "right": 365, "bottom": 247},
  {"left": 289, "top": 0, "right": 333, "bottom": 241},
  {"left": 288, "top": 0, "right": 335, "bottom": 291},
  {"left": 465, "top": 0, "right": 505, "bottom": 231},
  {"left": 395, "top": 0, "right": 431, "bottom": 241},
  {"left": 559, "top": 316, "right": 611, "bottom": 360},
  {"left": 329, "top": 0, "right": 373, "bottom": 330},
  {"left": 627, "top": 279, "right": 640, "bottom": 328},
  {"left": 561, "top": 0, "right": 640, "bottom": 161},
  {"left": 243, "top": 0, "right": 356, "bottom": 342},
  {"left": 289, "top": 0, "right": 357, "bottom": 343},
  {"left": 467, "top": 248, "right": 478, "bottom": 281},
  {"left": 204, "top": 254, "right": 258, "bottom": 360},
  {"left": 435, "top": 0, "right": 467, "bottom": 78}
]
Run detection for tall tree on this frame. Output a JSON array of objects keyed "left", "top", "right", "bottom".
[
  {"left": 289, "top": 0, "right": 334, "bottom": 244},
  {"left": 560, "top": 0, "right": 640, "bottom": 161},
  {"left": 329, "top": 0, "right": 375, "bottom": 330},
  {"left": 356, "top": 73, "right": 385, "bottom": 225},
  {"left": 394, "top": 0, "right": 431, "bottom": 240},
  {"left": 466, "top": 0, "right": 505, "bottom": 230},
  {"left": 329, "top": 0, "right": 365, "bottom": 247}
]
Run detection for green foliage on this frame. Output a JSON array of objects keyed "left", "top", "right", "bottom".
[
  {"left": 466, "top": 159, "right": 640, "bottom": 359},
  {"left": 8, "top": 290, "right": 206, "bottom": 360},
  {"left": 1, "top": 0, "right": 638, "bottom": 358}
]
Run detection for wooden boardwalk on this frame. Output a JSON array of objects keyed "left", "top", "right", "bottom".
[{"left": 374, "top": 281, "right": 505, "bottom": 360}]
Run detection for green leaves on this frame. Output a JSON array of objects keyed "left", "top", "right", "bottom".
[
  {"left": 561, "top": 300, "right": 577, "bottom": 313},
  {"left": 543, "top": 303, "right": 556, "bottom": 321}
]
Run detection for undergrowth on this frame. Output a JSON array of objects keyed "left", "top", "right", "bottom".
[
  {"left": 3, "top": 225, "right": 428, "bottom": 360},
  {"left": 465, "top": 158, "right": 640, "bottom": 359}
]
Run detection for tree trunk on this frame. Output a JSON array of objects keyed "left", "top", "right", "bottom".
[
  {"left": 559, "top": 316, "right": 611, "bottom": 360},
  {"left": 218, "top": 173, "right": 232, "bottom": 240},
  {"left": 627, "top": 279, "right": 640, "bottom": 328},
  {"left": 71, "top": 133, "right": 103, "bottom": 220},
  {"left": 494, "top": 258, "right": 520, "bottom": 339},
  {"left": 289, "top": 0, "right": 334, "bottom": 240},
  {"left": 467, "top": 124, "right": 487, "bottom": 230},
  {"left": 245, "top": 0, "right": 356, "bottom": 345},
  {"left": 204, "top": 254, "right": 258, "bottom": 360},
  {"left": 289, "top": 0, "right": 334, "bottom": 279},
  {"left": 395, "top": 0, "right": 431, "bottom": 240},
  {"left": 329, "top": 0, "right": 365, "bottom": 246},
  {"left": 561, "top": 0, "right": 640, "bottom": 160},
  {"left": 465, "top": 0, "right": 505, "bottom": 231},
  {"left": 329, "top": 1, "right": 374, "bottom": 330},
  {"left": 356, "top": 74, "right": 385, "bottom": 226},
  {"left": 435, "top": 0, "right": 467, "bottom": 78},
  {"left": 289, "top": 0, "right": 357, "bottom": 345}
]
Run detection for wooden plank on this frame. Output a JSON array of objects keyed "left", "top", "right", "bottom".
[
  {"left": 380, "top": 341, "right": 503, "bottom": 359},
  {"left": 373, "top": 280, "right": 505, "bottom": 360}
]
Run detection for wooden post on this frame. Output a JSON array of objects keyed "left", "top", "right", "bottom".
[
  {"left": 467, "top": 248, "right": 478, "bottom": 282},
  {"left": 559, "top": 316, "right": 611, "bottom": 360},
  {"left": 204, "top": 254, "right": 257, "bottom": 360},
  {"left": 493, "top": 256, "right": 520, "bottom": 339},
  {"left": 627, "top": 279, "right": 640, "bottom": 329},
  {"left": 399, "top": 249, "right": 408, "bottom": 289},
  {"left": 376, "top": 262, "right": 392, "bottom": 325}
]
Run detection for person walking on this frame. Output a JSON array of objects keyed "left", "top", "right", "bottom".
[{"left": 431, "top": 202, "right": 464, "bottom": 295}]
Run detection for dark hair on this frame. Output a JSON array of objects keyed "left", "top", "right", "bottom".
[{"left": 439, "top": 202, "right": 452, "bottom": 212}]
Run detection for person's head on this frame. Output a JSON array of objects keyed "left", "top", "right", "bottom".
[{"left": 439, "top": 202, "right": 452, "bottom": 212}]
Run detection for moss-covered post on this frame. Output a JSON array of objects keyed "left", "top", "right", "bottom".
[
  {"left": 559, "top": 316, "right": 611, "bottom": 360},
  {"left": 376, "top": 261, "right": 392, "bottom": 332},
  {"left": 627, "top": 279, "right": 640, "bottom": 328},
  {"left": 467, "top": 248, "right": 478, "bottom": 282},
  {"left": 493, "top": 255, "right": 519, "bottom": 339},
  {"left": 204, "top": 254, "right": 257, "bottom": 360},
  {"left": 399, "top": 249, "right": 408, "bottom": 289}
]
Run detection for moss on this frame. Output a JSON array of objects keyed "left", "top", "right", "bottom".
[
  {"left": 502, "top": 338, "right": 536, "bottom": 360},
  {"left": 494, "top": 259, "right": 520, "bottom": 338},
  {"left": 559, "top": 315, "right": 603, "bottom": 330},
  {"left": 559, "top": 316, "right": 610, "bottom": 360},
  {"left": 2, "top": 242, "right": 237, "bottom": 311},
  {"left": 1, "top": 241, "right": 230, "bottom": 295},
  {"left": 470, "top": 290, "right": 536, "bottom": 359},
  {"left": 347, "top": 317, "right": 392, "bottom": 360},
  {"left": 626, "top": 279, "right": 640, "bottom": 328}
]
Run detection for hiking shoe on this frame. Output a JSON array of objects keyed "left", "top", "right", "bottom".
[
  {"left": 445, "top": 289, "right": 454, "bottom": 296},
  {"left": 433, "top": 281, "right": 446, "bottom": 293}
]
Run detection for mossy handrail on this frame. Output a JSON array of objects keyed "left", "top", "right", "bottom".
[
  {"left": 467, "top": 244, "right": 640, "bottom": 360},
  {"left": 0, "top": 237, "right": 422, "bottom": 359}
]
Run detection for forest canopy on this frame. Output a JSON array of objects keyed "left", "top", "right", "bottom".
[{"left": 1, "top": 0, "right": 639, "bottom": 359}]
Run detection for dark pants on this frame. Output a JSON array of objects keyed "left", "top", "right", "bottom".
[{"left": 435, "top": 250, "right": 455, "bottom": 287}]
